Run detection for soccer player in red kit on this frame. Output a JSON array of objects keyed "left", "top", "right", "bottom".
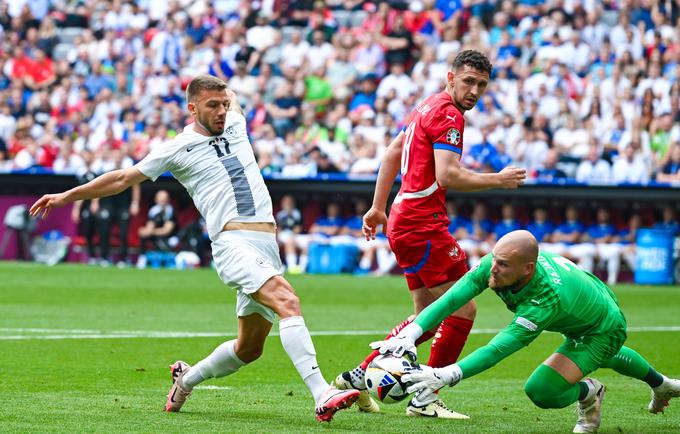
[{"left": 333, "top": 50, "right": 526, "bottom": 418}]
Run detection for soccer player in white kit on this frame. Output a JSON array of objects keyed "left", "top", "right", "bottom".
[{"left": 29, "top": 75, "right": 359, "bottom": 422}]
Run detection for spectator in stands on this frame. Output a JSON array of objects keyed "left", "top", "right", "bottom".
[
  {"left": 348, "top": 73, "right": 377, "bottom": 113},
  {"left": 513, "top": 126, "right": 548, "bottom": 171},
  {"left": 654, "top": 205, "right": 679, "bottom": 235},
  {"left": 612, "top": 143, "right": 651, "bottom": 184},
  {"left": 617, "top": 213, "right": 643, "bottom": 280},
  {"left": 447, "top": 201, "right": 471, "bottom": 239},
  {"left": 275, "top": 195, "right": 304, "bottom": 274},
  {"left": 575, "top": 144, "right": 613, "bottom": 184},
  {"left": 382, "top": 14, "right": 414, "bottom": 68},
  {"left": 656, "top": 143, "right": 680, "bottom": 183},
  {"left": 376, "top": 62, "right": 417, "bottom": 101},
  {"left": 534, "top": 149, "right": 568, "bottom": 182},
  {"left": 136, "top": 190, "right": 176, "bottom": 269},
  {"left": 457, "top": 202, "right": 494, "bottom": 267},
  {"left": 463, "top": 127, "right": 497, "bottom": 172},
  {"left": 650, "top": 112, "right": 674, "bottom": 168},
  {"left": 584, "top": 207, "right": 623, "bottom": 285},
  {"left": 281, "top": 28, "right": 310, "bottom": 70},
  {"left": 526, "top": 207, "right": 555, "bottom": 245},
  {"left": 545, "top": 205, "right": 596, "bottom": 273},
  {"left": 266, "top": 80, "right": 302, "bottom": 137},
  {"left": 492, "top": 203, "right": 522, "bottom": 241}
]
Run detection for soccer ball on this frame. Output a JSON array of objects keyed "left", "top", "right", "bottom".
[{"left": 365, "top": 354, "right": 419, "bottom": 404}]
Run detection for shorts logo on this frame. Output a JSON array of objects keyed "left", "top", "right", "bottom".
[
  {"left": 255, "top": 257, "right": 268, "bottom": 267},
  {"left": 446, "top": 128, "right": 460, "bottom": 146}
]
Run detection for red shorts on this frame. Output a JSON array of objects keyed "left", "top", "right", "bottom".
[{"left": 389, "top": 229, "right": 468, "bottom": 290}]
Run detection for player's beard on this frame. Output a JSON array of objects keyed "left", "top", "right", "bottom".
[
  {"left": 197, "top": 114, "right": 224, "bottom": 136},
  {"left": 488, "top": 275, "right": 520, "bottom": 293}
]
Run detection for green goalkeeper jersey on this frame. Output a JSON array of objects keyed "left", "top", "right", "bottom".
[{"left": 414, "top": 252, "right": 626, "bottom": 378}]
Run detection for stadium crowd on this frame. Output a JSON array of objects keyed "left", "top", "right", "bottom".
[{"left": 1, "top": 0, "right": 680, "bottom": 184}]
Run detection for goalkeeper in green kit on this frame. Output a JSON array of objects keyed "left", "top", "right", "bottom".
[{"left": 374, "top": 230, "right": 680, "bottom": 433}]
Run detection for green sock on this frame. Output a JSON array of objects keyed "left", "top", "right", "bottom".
[
  {"left": 524, "top": 364, "right": 581, "bottom": 409},
  {"left": 601, "top": 346, "right": 663, "bottom": 387}
]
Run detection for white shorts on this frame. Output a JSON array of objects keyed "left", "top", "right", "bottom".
[{"left": 212, "top": 230, "right": 285, "bottom": 323}]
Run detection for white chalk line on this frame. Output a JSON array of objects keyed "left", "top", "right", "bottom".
[{"left": 1, "top": 326, "right": 680, "bottom": 340}]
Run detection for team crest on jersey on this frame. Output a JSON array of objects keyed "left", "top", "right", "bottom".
[
  {"left": 225, "top": 125, "right": 237, "bottom": 137},
  {"left": 446, "top": 128, "right": 461, "bottom": 146},
  {"left": 448, "top": 245, "right": 461, "bottom": 259}
]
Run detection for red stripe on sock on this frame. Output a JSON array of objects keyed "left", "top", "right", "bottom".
[{"left": 427, "top": 315, "right": 474, "bottom": 368}]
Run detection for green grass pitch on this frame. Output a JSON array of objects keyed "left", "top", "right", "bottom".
[{"left": 2, "top": 262, "right": 679, "bottom": 433}]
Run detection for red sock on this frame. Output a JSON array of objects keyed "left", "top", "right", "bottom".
[
  {"left": 427, "top": 315, "right": 474, "bottom": 368},
  {"left": 359, "top": 318, "right": 436, "bottom": 370}
]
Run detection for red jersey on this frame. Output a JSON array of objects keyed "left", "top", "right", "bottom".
[{"left": 387, "top": 90, "right": 465, "bottom": 238}]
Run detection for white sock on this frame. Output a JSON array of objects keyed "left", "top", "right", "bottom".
[
  {"left": 279, "top": 316, "right": 329, "bottom": 403},
  {"left": 359, "top": 256, "right": 372, "bottom": 269},
  {"left": 286, "top": 253, "right": 297, "bottom": 268},
  {"left": 299, "top": 255, "right": 308, "bottom": 272},
  {"left": 182, "top": 340, "right": 245, "bottom": 389}
]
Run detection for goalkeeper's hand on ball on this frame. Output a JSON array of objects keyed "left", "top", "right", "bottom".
[
  {"left": 369, "top": 334, "right": 417, "bottom": 361},
  {"left": 403, "top": 363, "right": 463, "bottom": 403}
]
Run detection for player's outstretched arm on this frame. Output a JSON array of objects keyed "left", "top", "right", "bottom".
[
  {"left": 30, "top": 167, "right": 149, "bottom": 219},
  {"left": 434, "top": 150, "right": 526, "bottom": 192},
  {"left": 362, "top": 131, "right": 404, "bottom": 240}
]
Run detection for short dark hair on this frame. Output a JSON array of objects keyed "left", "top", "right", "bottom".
[
  {"left": 186, "top": 75, "right": 228, "bottom": 102},
  {"left": 452, "top": 50, "right": 493, "bottom": 76}
]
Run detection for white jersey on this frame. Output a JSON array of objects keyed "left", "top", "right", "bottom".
[{"left": 135, "top": 112, "right": 274, "bottom": 241}]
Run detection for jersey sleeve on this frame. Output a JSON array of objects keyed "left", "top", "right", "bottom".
[
  {"left": 425, "top": 109, "right": 464, "bottom": 155},
  {"left": 135, "top": 140, "right": 177, "bottom": 182},
  {"left": 227, "top": 110, "right": 247, "bottom": 129},
  {"left": 414, "top": 254, "right": 491, "bottom": 332},
  {"left": 456, "top": 301, "right": 559, "bottom": 378},
  {"left": 457, "top": 329, "right": 525, "bottom": 378}
]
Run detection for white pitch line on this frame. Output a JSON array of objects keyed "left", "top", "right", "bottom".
[
  {"left": 194, "top": 385, "right": 232, "bottom": 390},
  {"left": 1, "top": 326, "right": 680, "bottom": 340}
]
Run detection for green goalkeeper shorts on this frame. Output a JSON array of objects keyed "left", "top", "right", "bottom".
[{"left": 556, "top": 315, "right": 627, "bottom": 376}]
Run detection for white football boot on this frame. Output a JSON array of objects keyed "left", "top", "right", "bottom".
[
  {"left": 165, "top": 361, "right": 192, "bottom": 412},
  {"left": 315, "top": 387, "right": 360, "bottom": 422},
  {"left": 573, "top": 378, "right": 606, "bottom": 433},
  {"left": 406, "top": 398, "right": 469, "bottom": 419},
  {"left": 649, "top": 375, "right": 680, "bottom": 414}
]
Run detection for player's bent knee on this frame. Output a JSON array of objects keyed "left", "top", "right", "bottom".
[
  {"left": 524, "top": 367, "right": 569, "bottom": 409},
  {"left": 236, "top": 342, "right": 265, "bottom": 363},
  {"left": 271, "top": 283, "right": 301, "bottom": 318},
  {"left": 524, "top": 379, "right": 554, "bottom": 409}
]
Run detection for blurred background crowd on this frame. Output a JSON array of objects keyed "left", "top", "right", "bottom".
[{"left": 2, "top": 0, "right": 680, "bottom": 183}]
